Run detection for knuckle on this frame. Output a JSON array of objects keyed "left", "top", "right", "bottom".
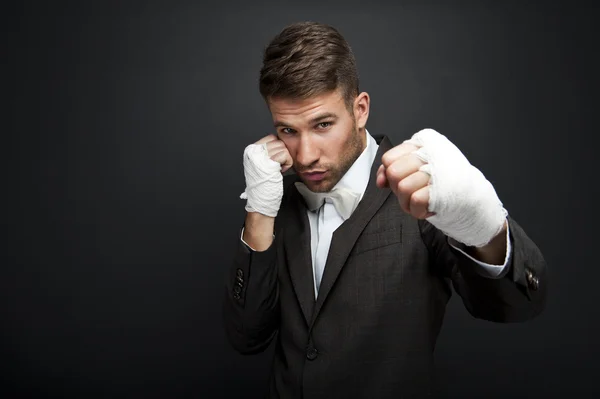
[
  {"left": 405, "top": 143, "right": 419, "bottom": 153},
  {"left": 255, "top": 136, "right": 270, "bottom": 145},
  {"left": 381, "top": 152, "right": 395, "bottom": 167},
  {"left": 381, "top": 155, "right": 390, "bottom": 167},
  {"left": 396, "top": 179, "right": 411, "bottom": 194},
  {"left": 396, "top": 143, "right": 410, "bottom": 152},
  {"left": 385, "top": 162, "right": 399, "bottom": 178},
  {"left": 410, "top": 196, "right": 427, "bottom": 216},
  {"left": 269, "top": 143, "right": 283, "bottom": 153},
  {"left": 411, "top": 192, "right": 426, "bottom": 206}
]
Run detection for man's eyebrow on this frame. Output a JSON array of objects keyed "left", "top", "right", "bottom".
[
  {"left": 310, "top": 113, "right": 338, "bottom": 124},
  {"left": 273, "top": 120, "right": 290, "bottom": 128},
  {"left": 273, "top": 113, "right": 339, "bottom": 129}
]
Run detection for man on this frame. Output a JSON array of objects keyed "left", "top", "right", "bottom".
[{"left": 223, "top": 21, "right": 546, "bottom": 398}]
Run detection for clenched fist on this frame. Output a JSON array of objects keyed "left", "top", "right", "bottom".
[
  {"left": 376, "top": 128, "right": 507, "bottom": 248},
  {"left": 376, "top": 142, "right": 435, "bottom": 220},
  {"left": 240, "top": 134, "right": 293, "bottom": 217},
  {"left": 255, "top": 134, "right": 293, "bottom": 173}
]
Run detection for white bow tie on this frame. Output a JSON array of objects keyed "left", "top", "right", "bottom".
[{"left": 295, "top": 182, "right": 361, "bottom": 220}]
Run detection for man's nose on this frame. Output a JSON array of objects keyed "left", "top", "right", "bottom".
[{"left": 296, "top": 134, "right": 320, "bottom": 167}]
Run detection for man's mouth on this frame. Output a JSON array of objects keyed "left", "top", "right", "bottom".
[{"left": 301, "top": 171, "right": 328, "bottom": 182}]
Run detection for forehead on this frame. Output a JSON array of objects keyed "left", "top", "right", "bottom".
[{"left": 268, "top": 90, "right": 347, "bottom": 122}]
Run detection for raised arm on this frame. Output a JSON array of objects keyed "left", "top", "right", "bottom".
[{"left": 222, "top": 134, "right": 292, "bottom": 354}]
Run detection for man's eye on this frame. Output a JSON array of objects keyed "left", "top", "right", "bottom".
[
  {"left": 317, "top": 122, "right": 332, "bottom": 129},
  {"left": 281, "top": 128, "right": 295, "bottom": 134}
]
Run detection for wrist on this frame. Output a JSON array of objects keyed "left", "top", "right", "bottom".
[
  {"left": 243, "top": 212, "right": 275, "bottom": 252},
  {"left": 467, "top": 219, "right": 508, "bottom": 264}
]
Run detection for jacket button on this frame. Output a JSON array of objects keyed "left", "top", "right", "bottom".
[
  {"left": 306, "top": 346, "right": 318, "bottom": 360},
  {"left": 233, "top": 285, "right": 242, "bottom": 294},
  {"left": 525, "top": 268, "right": 539, "bottom": 291},
  {"left": 236, "top": 269, "right": 244, "bottom": 278}
]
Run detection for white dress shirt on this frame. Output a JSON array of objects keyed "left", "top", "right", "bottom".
[{"left": 242, "top": 130, "right": 512, "bottom": 299}]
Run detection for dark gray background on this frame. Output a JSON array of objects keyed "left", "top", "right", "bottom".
[{"left": 4, "top": 1, "right": 598, "bottom": 398}]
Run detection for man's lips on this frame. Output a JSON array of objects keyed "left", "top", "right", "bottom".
[{"left": 301, "top": 171, "right": 328, "bottom": 181}]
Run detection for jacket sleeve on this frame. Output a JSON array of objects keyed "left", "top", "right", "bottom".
[
  {"left": 419, "top": 215, "right": 547, "bottom": 322},
  {"left": 222, "top": 230, "right": 280, "bottom": 354}
]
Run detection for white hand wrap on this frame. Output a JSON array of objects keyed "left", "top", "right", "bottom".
[
  {"left": 405, "top": 128, "right": 508, "bottom": 247},
  {"left": 239, "top": 143, "right": 283, "bottom": 217}
]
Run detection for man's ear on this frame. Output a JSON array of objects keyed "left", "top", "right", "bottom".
[{"left": 354, "top": 92, "right": 370, "bottom": 130}]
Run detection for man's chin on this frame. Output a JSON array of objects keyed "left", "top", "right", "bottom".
[{"left": 299, "top": 177, "right": 336, "bottom": 193}]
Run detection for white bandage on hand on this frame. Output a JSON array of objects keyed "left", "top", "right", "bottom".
[
  {"left": 239, "top": 143, "right": 284, "bottom": 217},
  {"left": 405, "top": 128, "right": 508, "bottom": 247}
]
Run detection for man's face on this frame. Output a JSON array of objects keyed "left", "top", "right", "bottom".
[{"left": 269, "top": 89, "right": 370, "bottom": 192}]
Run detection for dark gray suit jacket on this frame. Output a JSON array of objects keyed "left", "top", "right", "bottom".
[{"left": 223, "top": 135, "right": 547, "bottom": 398}]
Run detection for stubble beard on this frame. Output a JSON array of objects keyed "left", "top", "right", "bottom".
[{"left": 298, "top": 124, "right": 365, "bottom": 193}]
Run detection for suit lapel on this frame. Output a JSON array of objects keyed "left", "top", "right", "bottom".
[
  {"left": 283, "top": 185, "right": 315, "bottom": 325},
  {"left": 310, "top": 135, "right": 394, "bottom": 326}
]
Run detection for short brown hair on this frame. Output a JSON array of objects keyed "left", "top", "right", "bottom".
[{"left": 259, "top": 21, "right": 359, "bottom": 112}]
